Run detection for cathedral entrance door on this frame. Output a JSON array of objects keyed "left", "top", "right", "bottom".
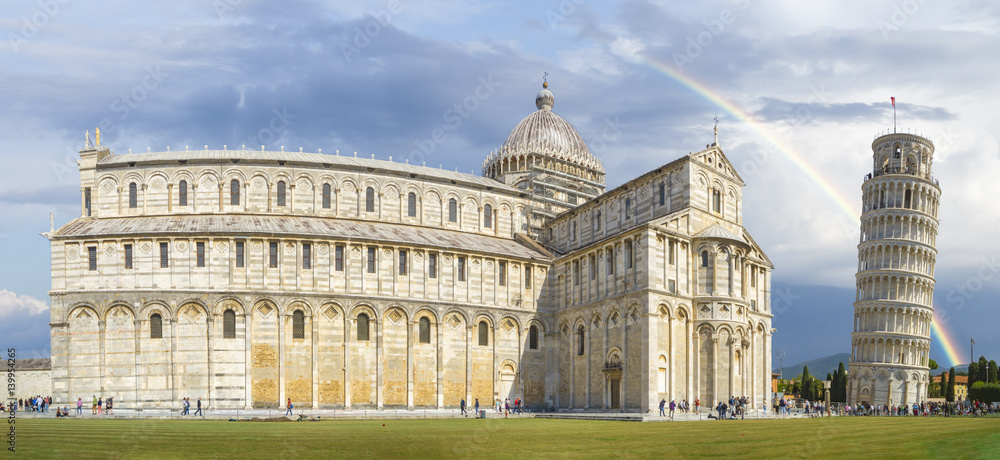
[
  {"left": 499, "top": 363, "right": 517, "bottom": 402},
  {"left": 610, "top": 379, "right": 621, "bottom": 409}
]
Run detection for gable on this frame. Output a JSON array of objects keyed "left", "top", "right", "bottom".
[{"left": 690, "top": 147, "right": 745, "bottom": 186}]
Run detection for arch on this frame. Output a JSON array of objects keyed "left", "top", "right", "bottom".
[
  {"left": 418, "top": 316, "right": 432, "bottom": 344},
  {"left": 292, "top": 309, "right": 305, "bottom": 339},
  {"left": 407, "top": 191, "right": 417, "bottom": 217},
  {"left": 478, "top": 319, "right": 490, "bottom": 346}
]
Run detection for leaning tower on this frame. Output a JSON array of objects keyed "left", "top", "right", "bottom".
[{"left": 848, "top": 132, "right": 940, "bottom": 406}]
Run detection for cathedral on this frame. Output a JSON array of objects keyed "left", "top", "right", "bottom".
[{"left": 47, "top": 82, "right": 774, "bottom": 412}]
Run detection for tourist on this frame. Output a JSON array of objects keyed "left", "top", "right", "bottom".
[
  {"left": 475, "top": 398, "right": 480, "bottom": 416},
  {"left": 97, "top": 396, "right": 103, "bottom": 415},
  {"left": 461, "top": 398, "right": 467, "bottom": 416},
  {"left": 659, "top": 399, "right": 666, "bottom": 417},
  {"left": 107, "top": 396, "right": 113, "bottom": 415},
  {"left": 195, "top": 397, "right": 203, "bottom": 416},
  {"left": 285, "top": 398, "right": 293, "bottom": 416},
  {"left": 669, "top": 400, "right": 676, "bottom": 419},
  {"left": 92, "top": 395, "right": 97, "bottom": 415},
  {"left": 694, "top": 398, "right": 700, "bottom": 414},
  {"left": 76, "top": 398, "right": 82, "bottom": 415}
]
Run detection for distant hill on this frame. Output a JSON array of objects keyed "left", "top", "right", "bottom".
[
  {"left": 775, "top": 353, "right": 850, "bottom": 380},
  {"left": 776, "top": 353, "right": 962, "bottom": 380}
]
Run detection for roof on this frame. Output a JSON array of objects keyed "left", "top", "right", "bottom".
[
  {"left": 53, "top": 215, "right": 552, "bottom": 261},
  {"left": 14, "top": 358, "right": 51, "bottom": 370},
  {"left": 97, "top": 149, "right": 521, "bottom": 195},
  {"left": 694, "top": 222, "right": 747, "bottom": 244}
]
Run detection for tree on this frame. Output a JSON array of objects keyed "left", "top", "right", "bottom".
[
  {"left": 928, "top": 359, "right": 938, "bottom": 371},
  {"left": 801, "top": 366, "right": 813, "bottom": 400},
  {"left": 946, "top": 368, "right": 956, "bottom": 402},
  {"left": 969, "top": 362, "right": 979, "bottom": 387},
  {"left": 836, "top": 362, "right": 848, "bottom": 402},
  {"left": 989, "top": 360, "right": 998, "bottom": 384},
  {"left": 979, "top": 356, "right": 989, "bottom": 383},
  {"left": 939, "top": 373, "right": 947, "bottom": 398}
]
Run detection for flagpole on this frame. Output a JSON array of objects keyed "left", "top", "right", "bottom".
[{"left": 893, "top": 104, "right": 896, "bottom": 133}]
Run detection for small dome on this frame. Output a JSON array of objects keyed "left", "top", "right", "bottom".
[{"left": 536, "top": 88, "right": 554, "bottom": 110}]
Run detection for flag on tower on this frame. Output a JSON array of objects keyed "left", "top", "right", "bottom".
[{"left": 891, "top": 97, "right": 895, "bottom": 107}]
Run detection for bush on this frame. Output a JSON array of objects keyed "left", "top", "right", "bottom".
[{"left": 968, "top": 382, "right": 1000, "bottom": 403}]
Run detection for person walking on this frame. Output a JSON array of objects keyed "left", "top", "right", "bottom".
[
  {"left": 460, "top": 398, "right": 467, "bottom": 416},
  {"left": 76, "top": 398, "right": 82, "bottom": 415},
  {"left": 695, "top": 398, "right": 700, "bottom": 414},
  {"left": 107, "top": 397, "right": 113, "bottom": 415},
  {"left": 97, "top": 397, "right": 103, "bottom": 415},
  {"left": 669, "top": 400, "right": 676, "bottom": 419},
  {"left": 194, "top": 397, "right": 203, "bottom": 416},
  {"left": 659, "top": 399, "right": 666, "bottom": 417},
  {"left": 92, "top": 395, "right": 97, "bottom": 415},
  {"left": 285, "top": 398, "right": 293, "bottom": 416},
  {"left": 474, "top": 399, "right": 480, "bottom": 417}
]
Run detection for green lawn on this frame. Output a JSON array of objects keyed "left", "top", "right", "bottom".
[{"left": 9, "top": 416, "right": 1000, "bottom": 459}]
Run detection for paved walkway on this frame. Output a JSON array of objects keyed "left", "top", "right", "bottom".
[{"left": 12, "top": 407, "right": 827, "bottom": 421}]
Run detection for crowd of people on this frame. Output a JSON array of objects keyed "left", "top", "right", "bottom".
[
  {"left": 7, "top": 395, "right": 118, "bottom": 417},
  {"left": 658, "top": 398, "right": 698, "bottom": 417},
  {"left": 844, "top": 401, "right": 997, "bottom": 417},
  {"left": 709, "top": 396, "right": 752, "bottom": 420}
]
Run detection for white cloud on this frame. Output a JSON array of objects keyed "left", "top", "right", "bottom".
[{"left": 0, "top": 289, "right": 49, "bottom": 317}]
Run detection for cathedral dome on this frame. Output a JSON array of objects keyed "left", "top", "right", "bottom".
[{"left": 483, "top": 82, "right": 605, "bottom": 184}]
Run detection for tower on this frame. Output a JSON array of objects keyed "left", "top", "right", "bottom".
[{"left": 848, "top": 132, "right": 940, "bottom": 406}]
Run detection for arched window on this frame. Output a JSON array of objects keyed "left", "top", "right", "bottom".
[
  {"left": 478, "top": 320, "right": 489, "bottom": 346},
  {"left": 418, "top": 317, "right": 431, "bottom": 344},
  {"left": 701, "top": 250, "right": 709, "bottom": 268},
  {"left": 322, "top": 183, "right": 332, "bottom": 209},
  {"left": 712, "top": 189, "right": 722, "bottom": 213},
  {"left": 179, "top": 180, "right": 188, "bottom": 206},
  {"left": 128, "top": 183, "right": 138, "bottom": 208},
  {"left": 576, "top": 325, "right": 585, "bottom": 355},
  {"left": 277, "top": 181, "right": 286, "bottom": 207},
  {"left": 230, "top": 179, "right": 240, "bottom": 206},
  {"left": 223, "top": 309, "right": 236, "bottom": 339},
  {"left": 904, "top": 189, "right": 912, "bottom": 209},
  {"left": 594, "top": 211, "right": 601, "bottom": 231},
  {"left": 292, "top": 310, "right": 304, "bottom": 339},
  {"left": 529, "top": 325, "right": 539, "bottom": 350},
  {"left": 365, "top": 187, "right": 375, "bottom": 212},
  {"left": 483, "top": 204, "right": 492, "bottom": 228},
  {"left": 659, "top": 183, "right": 666, "bottom": 206},
  {"left": 625, "top": 197, "right": 631, "bottom": 219},
  {"left": 357, "top": 313, "right": 370, "bottom": 341},
  {"left": 407, "top": 192, "right": 417, "bottom": 217},
  {"left": 150, "top": 313, "right": 162, "bottom": 339},
  {"left": 448, "top": 198, "right": 458, "bottom": 222}
]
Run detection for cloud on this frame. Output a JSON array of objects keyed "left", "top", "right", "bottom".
[{"left": 0, "top": 289, "right": 49, "bottom": 317}]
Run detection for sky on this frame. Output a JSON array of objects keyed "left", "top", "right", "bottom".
[{"left": 1, "top": 0, "right": 999, "bottom": 370}]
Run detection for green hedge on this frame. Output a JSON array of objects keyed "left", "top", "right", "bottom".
[{"left": 968, "top": 382, "right": 1000, "bottom": 402}]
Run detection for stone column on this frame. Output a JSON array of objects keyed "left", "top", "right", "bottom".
[
  {"left": 688, "top": 319, "right": 695, "bottom": 407},
  {"left": 312, "top": 312, "right": 319, "bottom": 409},
  {"left": 376, "top": 315, "right": 383, "bottom": 410},
  {"left": 278, "top": 312, "right": 285, "bottom": 408},
  {"left": 133, "top": 317, "right": 142, "bottom": 410},
  {"left": 407, "top": 319, "right": 414, "bottom": 410},
  {"left": 712, "top": 337, "right": 719, "bottom": 406},
  {"left": 169, "top": 317, "right": 178, "bottom": 405},
  {"left": 436, "top": 316, "right": 443, "bottom": 409},
  {"left": 206, "top": 315, "right": 214, "bottom": 408},
  {"left": 98, "top": 319, "right": 107, "bottom": 394},
  {"left": 465, "top": 323, "right": 472, "bottom": 407},
  {"left": 344, "top": 314, "right": 352, "bottom": 409},
  {"left": 244, "top": 308, "right": 252, "bottom": 410}
]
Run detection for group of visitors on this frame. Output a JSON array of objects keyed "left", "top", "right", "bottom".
[
  {"left": 845, "top": 401, "right": 996, "bottom": 417},
  {"left": 710, "top": 396, "right": 750, "bottom": 420},
  {"left": 12, "top": 396, "right": 53, "bottom": 413},
  {"left": 495, "top": 397, "right": 523, "bottom": 415},
  {"left": 658, "top": 399, "right": 696, "bottom": 417},
  {"left": 180, "top": 397, "right": 203, "bottom": 416}
]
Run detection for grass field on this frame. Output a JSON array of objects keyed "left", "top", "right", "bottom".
[{"left": 9, "top": 416, "right": 1000, "bottom": 459}]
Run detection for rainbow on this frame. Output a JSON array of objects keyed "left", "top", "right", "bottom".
[
  {"left": 633, "top": 52, "right": 963, "bottom": 368},
  {"left": 636, "top": 52, "right": 860, "bottom": 223},
  {"left": 930, "top": 309, "right": 965, "bottom": 368}
]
